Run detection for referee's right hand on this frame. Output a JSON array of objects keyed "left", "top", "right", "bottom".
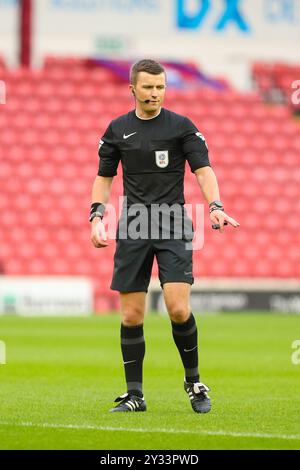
[{"left": 91, "top": 218, "right": 109, "bottom": 248}]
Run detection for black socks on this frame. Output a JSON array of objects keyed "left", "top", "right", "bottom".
[
  {"left": 120, "top": 313, "right": 199, "bottom": 398},
  {"left": 171, "top": 313, "right": 200, "bottom": 383},
  {"left": 120, "top": 323, "right": 145, "bottom": 398}
]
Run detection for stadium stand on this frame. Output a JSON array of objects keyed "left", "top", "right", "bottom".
[
  {"left": 0, "top": 57, "right": 300, "bottom": 311},
  {"left": 252, "top": 62, "right": 300, "bottom": 115}
]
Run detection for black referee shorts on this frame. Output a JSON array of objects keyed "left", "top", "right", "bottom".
[{"left": 110, "top": 207, "right": 194, "bottom": 293}]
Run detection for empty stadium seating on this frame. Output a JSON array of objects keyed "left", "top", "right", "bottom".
[
  {"left": 252, "top": 62, "right": 300, "bottom": 114},
  {"left": 1, "top": 57, "right": 300, "bottom": 311}
]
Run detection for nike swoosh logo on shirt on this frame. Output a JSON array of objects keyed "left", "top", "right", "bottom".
[
  {"left": 123, "top": 360, "right": 137, "bottom": 365},
  {"left": 183, "top": 346, "right": 198, "bottom": 353},
  {"left": 123, "top": 132, "right": 137, "bottom": 140}
]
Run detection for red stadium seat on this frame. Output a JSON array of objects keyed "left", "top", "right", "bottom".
[{"left": 1, "top": 61, "right": 300, "bottom": 303}]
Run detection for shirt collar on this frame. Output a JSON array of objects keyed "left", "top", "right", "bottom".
[{"left": 135, "top": 108, "right": 162, "bottom": 120}]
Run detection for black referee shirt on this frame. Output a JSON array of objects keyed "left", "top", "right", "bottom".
[{"left": 98, "top": 108, "right": 210, "bottom": 206}]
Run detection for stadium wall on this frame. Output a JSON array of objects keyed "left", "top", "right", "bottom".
[
  {"left": 148, "top": 279, "right": 300, "bottom": 314},
  {"left": 0, "top": 0, "right": 18, "bottom": 67},
  {"left": 1, "top": 1, "right": 300, "bottom": 88}
]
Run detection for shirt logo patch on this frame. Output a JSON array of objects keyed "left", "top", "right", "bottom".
[
  {"left": 123, "top": 132, "right": 137, "bottom": 140},
  {"left": 196, "top": 132, "right": 208, "bottom": 149},
  {"left": 155, "top": 150, "right": 169, "bottom": 168}
]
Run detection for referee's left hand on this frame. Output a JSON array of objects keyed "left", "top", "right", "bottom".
[{"left": 210, "top": 210, "right": 240, "bottom": 233}]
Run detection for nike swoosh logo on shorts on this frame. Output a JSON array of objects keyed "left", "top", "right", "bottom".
[
  {"left": 123, "top": 132, "right": 137, "bottom": 139},
  {"left": 123, "top": 360, "right": 137, "bottom": 365},
  {"left": 184, "top": 346, "right": 198, "bottom": 353}
]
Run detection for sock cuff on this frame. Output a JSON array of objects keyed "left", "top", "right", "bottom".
[
  {"left": 171, "top": 313, "right": 195, "bottom": 332},
  {"left": 121, "top": 323, "right": 144, "bottom": 339}
]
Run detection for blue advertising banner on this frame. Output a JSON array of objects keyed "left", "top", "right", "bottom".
[{"left": 34, "top": 0, "right": 300, "bottom": 39}]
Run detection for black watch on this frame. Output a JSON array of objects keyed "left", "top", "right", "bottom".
[
  {"left": 209, "top": 200, "right": 223, "bottom": 209},
  {"left": 209, "top": 201, "right": 224, "bottom": 214}
]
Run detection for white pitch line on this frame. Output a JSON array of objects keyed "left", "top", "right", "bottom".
[{"left": 0, "top": 421, "right": 299, "bottom": 441}]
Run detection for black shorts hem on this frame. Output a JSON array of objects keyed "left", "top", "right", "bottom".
[
  {"left": 110, "top": 284, "right": 149, "bottom": 293},
  {"left": 160, "top": 278, "right": 194, "bottom": 288}
]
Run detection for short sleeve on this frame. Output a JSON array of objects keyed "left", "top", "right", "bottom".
[
  {"left": 97, "top": 123, "right": 121, "bottom": 177},
  {"left": 181, "top": 117, "right": 210, "bottom": 172}
]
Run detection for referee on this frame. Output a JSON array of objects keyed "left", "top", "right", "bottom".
[{"left": 90, "top": 59, "right": 239, "bottom": 413}]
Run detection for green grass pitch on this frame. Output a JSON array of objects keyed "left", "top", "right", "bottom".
[{"left": 0, "top": 312, "right": 300, "bottom": 450}]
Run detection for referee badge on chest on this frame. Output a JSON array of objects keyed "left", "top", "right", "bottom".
[{"left": 155, "top": 150, "right": 169, "bottom": 168}]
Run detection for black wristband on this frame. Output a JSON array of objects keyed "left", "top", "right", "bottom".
[{"left": 89, "top": 203, "right": 106, "bottom": 222}]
